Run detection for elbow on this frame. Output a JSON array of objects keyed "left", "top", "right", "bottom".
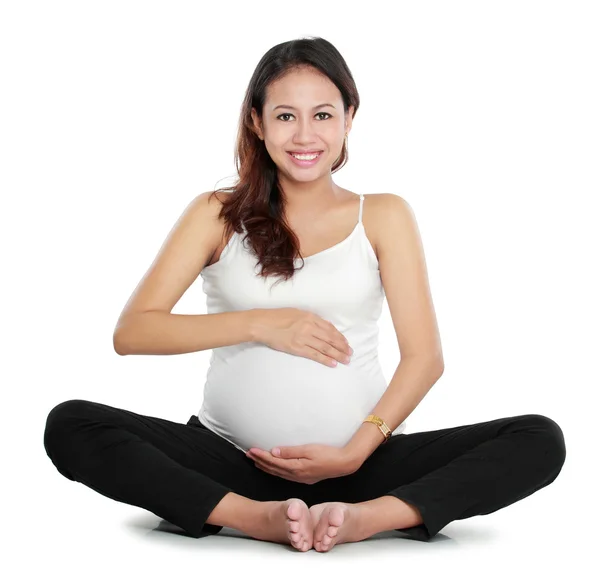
[
  {"left": 429, "top": 353, "right": 444, "bottom": 375},
  {"left": 401, "top": 354, "right": 444, "bottom": 376},
  {"left": 433, "top": 359, "right": 444, "bottom": 378},
  {"left": 113, "top": 337, "right": 125, "bottom": 356},
  {"left": 113, "top": 312, "right": 151, "bottom": 355},
  {"left": 113, "top": 315, "right": 136, "bottom": 355},
  {"left": 417, "top": 355, "right": 444, "bottom": 376},
  {"left": 113, "top": 331, "right": 129, "bottom": 356},
  {"left": 429, "top": 346, "right": 445, "bottom": 375}
]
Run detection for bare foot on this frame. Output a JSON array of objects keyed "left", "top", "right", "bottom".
[
  {"left": 309, "top": 502, "right": 368, "bottom": 552},
  {"left": 247, "top": 498, "right": 313, "bottom": 551}
]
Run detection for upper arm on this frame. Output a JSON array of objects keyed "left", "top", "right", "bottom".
[
  {"left": 375, "top": 193, "right": 444, "bottom": 367},
  {"left": 113, "top": 191, "right": 223, "bottom": 334}
]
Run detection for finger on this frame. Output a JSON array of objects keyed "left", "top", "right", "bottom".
[
  {"left": 250, "top": 449, "right": 303, "bottom": 470},
  {"left": 248, "top": 450, "right": 278, "bottom": 468},
  {"left": 248, "top": 449, "right": 284, "bottom": 469},
  {"left": 252, "top": 459, "right": 301, "bottom": 482},
  {"left": 248, "top": 449, "right": 273, "bottom": 461},
  {"left": 252, "top": 456, "right": 290, "bottom": 476}
]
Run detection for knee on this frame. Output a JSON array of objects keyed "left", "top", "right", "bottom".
[
  {"left": 44, "top": 399, "right": 96, "bottom": 479},
  {"left": 522, "top": 414, "right": 567, "bottom": 472},
  {"left": 43, "top": 399, "right": 93, "bottom": 455},
  {"left": 45, "top": 399, "right": 92, "bottom": 431}
]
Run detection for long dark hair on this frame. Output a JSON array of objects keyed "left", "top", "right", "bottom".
[{"left": 208, "top": 36, "right": 360, "bottom": 287}]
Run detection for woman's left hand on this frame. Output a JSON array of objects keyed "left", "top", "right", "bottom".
[{"left": 246, "top": 444, "right": 357, "bottom": 484}]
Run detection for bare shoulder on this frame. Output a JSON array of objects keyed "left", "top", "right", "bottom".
[
  {"left": 179, "top": 190, "right": 231, "bottom": 252},
  {"left": 367, "top": 192, "right": 412, "bottom": 213},
  {"left": 363, "top": 193, "right": 415, "bottom": 260},
  {"left": 203, "top": 189, "right": 233, "bottom": 219}
]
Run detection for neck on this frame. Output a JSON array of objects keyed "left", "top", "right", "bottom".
[{"left": 278, "top": 175, "right": 342, "bottom": 218}]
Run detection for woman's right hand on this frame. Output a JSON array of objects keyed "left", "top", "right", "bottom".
[{"left": 251, "top": 308, "right": 354, "bottom": 367}]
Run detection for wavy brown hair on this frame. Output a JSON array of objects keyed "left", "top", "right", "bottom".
[{"left": 207, "top": 36, "right": 360, "bottom": 288}]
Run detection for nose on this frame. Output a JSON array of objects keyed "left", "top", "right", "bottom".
[{"left": 292, "top": 117, "right": 319, "bottom": 144}]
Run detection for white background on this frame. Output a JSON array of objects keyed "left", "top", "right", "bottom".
[{"left": 2, "top": 0, "right": 598, "bottom": 567}]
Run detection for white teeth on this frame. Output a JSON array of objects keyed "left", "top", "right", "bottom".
[{"left": 291, "top": 152, "right": 320, "bottom": 160}]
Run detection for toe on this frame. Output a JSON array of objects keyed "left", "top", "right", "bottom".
[
  {"left": 313, "top": 506, "right": 332, "bottom": 543},
  {"left": 286, "top": 499, "right": 304, "bottom": 520}
]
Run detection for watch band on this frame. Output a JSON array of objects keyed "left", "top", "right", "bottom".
[{"left": 363, "top": 414, "right": 392, "bottom": 444}]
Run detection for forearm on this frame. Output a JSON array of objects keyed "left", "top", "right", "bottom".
[
  {"left": 343, "top": 356, "right": 444, "bottom": 470},
  {"left": 113, "top": 309, "right": 260, "bottom": 356}
]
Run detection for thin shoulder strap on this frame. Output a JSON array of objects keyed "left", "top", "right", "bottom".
[{"left": 358, "top": 194, "right": 365, "bottom": 224}]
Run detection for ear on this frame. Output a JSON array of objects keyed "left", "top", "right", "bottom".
[
  {"left": 344, "top": 105, "right": 354, "bottom": 135},
  {"left": 250, "top": 107, "right": 264, "bottom": 140},
  {"left": 345, "top": 105, "right": 354, "bottom": 134}
]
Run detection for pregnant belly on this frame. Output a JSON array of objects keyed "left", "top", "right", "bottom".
[{"left": 200, "top": 344, "right": 388, "bottom": 454}]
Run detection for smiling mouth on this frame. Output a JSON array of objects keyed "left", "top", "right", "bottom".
[{"left": 286, "top": 151, "right": 324, "bottom": 167}]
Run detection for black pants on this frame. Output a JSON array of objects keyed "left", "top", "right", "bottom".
[{"left": 43, "top": 399, "right": 566, "bottom": 541}]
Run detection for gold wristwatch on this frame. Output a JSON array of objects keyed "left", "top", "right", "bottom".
[{"left": 363, "top": 414, "right": 392, "bottom": 444}]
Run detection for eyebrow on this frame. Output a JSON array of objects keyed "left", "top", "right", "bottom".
[{"left": 272, "top": 103, "right": 336, "bottom": 111}]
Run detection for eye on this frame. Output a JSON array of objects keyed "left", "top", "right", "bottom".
[{"left": 276, "top": 112, "right": 333, "bottom": 122}]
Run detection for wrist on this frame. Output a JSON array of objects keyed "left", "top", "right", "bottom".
[
  {"left": 248, "top": 309, "right": 268, "bottom": 343},
  {"left": 341, "top": 446, "right": 364, "bottom": 474},
  {"left": 343, "top": 421, "right": 387, "bottom": 470}
]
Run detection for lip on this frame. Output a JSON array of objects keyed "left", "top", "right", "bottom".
[
  {"left": 287, "top": 150, "right": 323, "bottom": 154},
  {"left": 287, "top": 150, "right": 324, "bottom": 168}
]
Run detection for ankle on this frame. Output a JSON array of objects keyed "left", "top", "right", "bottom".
[
  {"left": 206, "top": 492, "right": 267, "bottom": 533},
  {"left": 358, "top": 496, "right": 423, "bottom": 534}
]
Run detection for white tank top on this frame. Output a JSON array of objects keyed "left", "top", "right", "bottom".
[{"left": 198, "top": 192, "right": 407, "bottom": 453}]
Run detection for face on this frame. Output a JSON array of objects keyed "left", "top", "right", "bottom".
[{"left": 251, "top": 67, "right": 353, "bottom": 181}]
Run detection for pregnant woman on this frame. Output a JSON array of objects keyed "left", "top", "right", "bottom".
[{"left": 43, "top": 37, "right": 566, "bottom": 552}]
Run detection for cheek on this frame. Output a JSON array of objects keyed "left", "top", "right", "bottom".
[{"left": 263, "top": 139, "right": 286, "bottom": 160}]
